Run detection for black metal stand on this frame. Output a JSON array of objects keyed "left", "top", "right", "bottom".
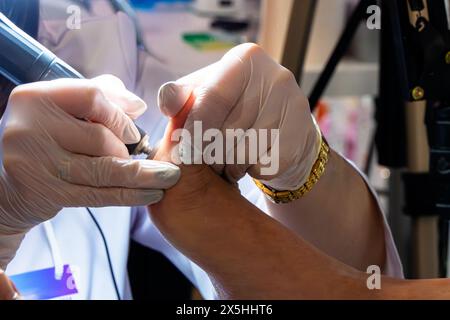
[
  {"left": 308, "top": 0, "right": 374, "bottom": 112},
  {"left": 308, "top": 0, "right": 450, "bottom": 278}
]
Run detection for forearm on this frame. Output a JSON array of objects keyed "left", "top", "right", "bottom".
[
  {"left": 379, "top": 277, "right": 450, "bottom": 299},
  {"left": 150, "top": 167, "right": 450, "bottom": 299},
  {"left": 150, "top": 164, "right": 372, "bottom": 299},
  {"left": 265, "top": 150, "right": 386, "bottom": 272}
]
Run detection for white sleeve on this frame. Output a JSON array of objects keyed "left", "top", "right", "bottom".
[
  {"left": 238, "top": 165, "right": 405, "bottom": 279},
  {"left": 350, "top": 161, "right": 405, "bottom": 278},
  {"left": 129, "top": 206, "right": 218, "bottom": 299},
  {"left": 343, "top": 159, "right": 404, "bottom": 278}
]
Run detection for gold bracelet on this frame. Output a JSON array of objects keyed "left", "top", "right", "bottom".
[{"left": 253, "top": 137, "right": 330, "bottom": 204}]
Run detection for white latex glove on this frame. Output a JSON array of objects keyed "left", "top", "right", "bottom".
[
  {"left": 0, "top": 75, "right": 180, "bottom": 269},
  {"left": 158, "top": 43, "right": 321, "bottom": 191}
]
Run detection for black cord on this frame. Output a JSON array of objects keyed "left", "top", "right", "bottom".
[{"left": 86, "top": 207, "right": 122, "bottom": 300}]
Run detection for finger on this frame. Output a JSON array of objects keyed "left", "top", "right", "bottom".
[
  {"left": 182, "top": 43, "right": 267, "bottom": 124},
  {"left": 158, "top": 81, "right": 194, "bottom": 118},
  {"left": 182, "top": 44, "right": 256, "bottom": 136},
  {"left": 160, "top": 44, "right": 265, "bottom": 168},
  {"left": 59, "top": 155, "right": 181, "bottom": 189},
  {"left": 91, "top": 75, "right": 147, "bottom": 120},
  {"left": 158, "top": 63, "right": 217, "bottom": 117},
  {"left": 176, "top": 51, "right": 247, "bottom": 165},
  {"left": 18, "top": 77, "right": 144, "bottom": 144},
  {"left": 222, "top": 128, "right": 273, "bottom": 184},
  {"left": 159, "top": 43, "right": 254, "bottom": 123},
  {"left": 154, "top": 93, "right": 196, "bottom": 163},
  {"left": 69, "top": 184, "right": 166, "bottom": 207},
  {"left": 0, "top": 270, "right": 17, "bottom": 300},
  {"left": 48, "top": 115, "right": 130, "bottom": 158}
]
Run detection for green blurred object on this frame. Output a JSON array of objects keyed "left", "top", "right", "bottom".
[{"left": 182, "top": 32, "right": 235, "bottom": 51}]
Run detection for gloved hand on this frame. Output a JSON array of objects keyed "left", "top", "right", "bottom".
[
  {"left": 158, "top": 43, "right": 321, "bottom": 191},
  {"left": 0, "top": 75, "right": 180, "bottom": 269}
]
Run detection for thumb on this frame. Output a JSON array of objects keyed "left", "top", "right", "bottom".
[
  {"left": 154, "top": 92, "right": 196, "bottom": 163},
  {"left": 158, "top": 81, "right": 193, "bottom": 118},
  {"left": 157, "top": 62, "right": 217, "bottom": 117}
]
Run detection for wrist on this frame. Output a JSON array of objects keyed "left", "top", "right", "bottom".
[
  {"left": 254, "top": 136, "right": 329, "bottom": 204},
  {"left": 0, "top": 179, "right": 32, "bottom": 269},
  {"left": 259, "top": 116, "right": 323, "bottom": 192},
  {"left": 0, "top": 205, "right": 30, "bottom": 270},
  {"left": 0, "top": 176, "right": 34, "bottom": 235}
]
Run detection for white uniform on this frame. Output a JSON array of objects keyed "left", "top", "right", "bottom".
[{"left": 2, "top": 0, "right": 403, "bottom": 300}]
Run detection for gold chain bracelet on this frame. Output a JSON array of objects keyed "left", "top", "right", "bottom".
[{"left": 253, "top": 137, "right": 330, "bottom": 204}]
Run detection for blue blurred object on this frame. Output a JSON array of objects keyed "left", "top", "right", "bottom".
[{"left": 130, "top": 0, "right": 193, "bottom": 10}]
